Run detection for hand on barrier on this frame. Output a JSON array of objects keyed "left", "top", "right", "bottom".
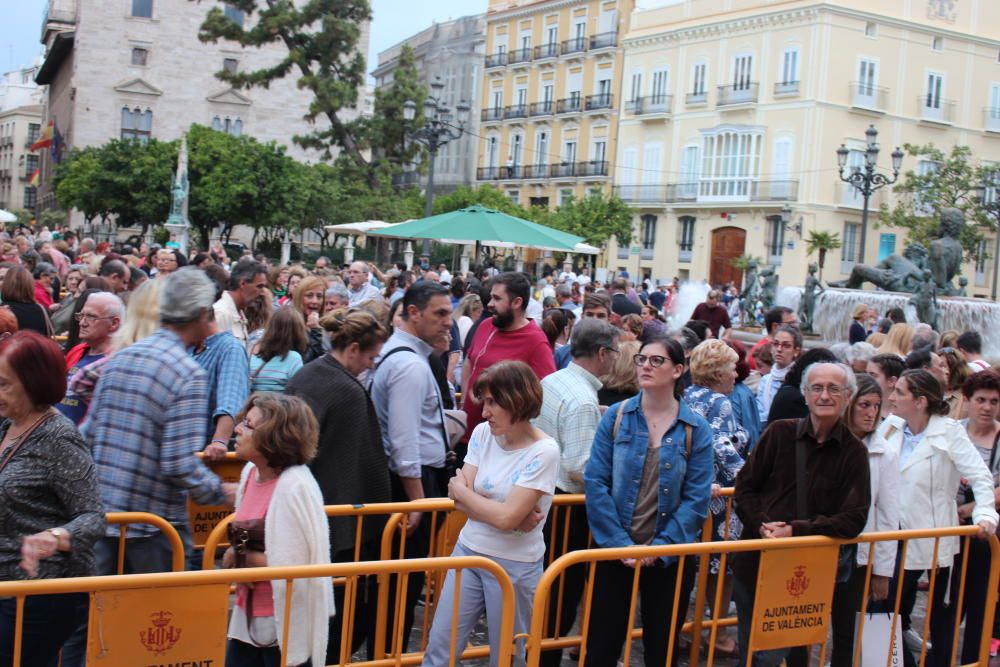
[
  {"left": 711, "top": 483, "right": 722, "bottom": 499},
  {"left": 620, "top": 556, "right": 657, "bottom": 568},
  {"left": 19, "top": 531, "right": 61, "bottom": 577},
  {"left": 222, "top": 547, "right": 235, "bottom": 569},
  {"left": 760, "top": 521, "right": 792, "bottom": 539},
  {"left": 405, "top": 511, "right": 423, "bottom": 536},
  {"left": 978, "top": 519, "right": 997, "bottom": 540},
  {"left": 203, "top": 442, "right": 228, "bottom": 461}
]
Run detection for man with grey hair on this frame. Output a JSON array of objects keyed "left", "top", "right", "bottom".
[
  {"left": 57, "top": 292, "right": 124, "bottom": 425},
  {"left": 910, "top": 323, "right": 940, "bottom": 354},
  {"left": 325, "top": 282, "right": 350, "bottom": 312},
  {"left": 733, "top": 361, "right": 870, "bottom": 667},
  {"left": 845, "top": 341, "right": 878, "bottom": 374},
  {"left": 347, "top": 260, "right": 383, "bottom": 306},
  {"left": 533, "top": 318, "right": 621, "bottom": 667},
  {"left": 214, "top": 259, "right": 269, "bottom": 347},
  {"left": 85, "top": 268, "right": 236, "bottom": 575}
]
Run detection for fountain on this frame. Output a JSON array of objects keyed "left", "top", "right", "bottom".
[
  {"left": 667, "top": 281, "right": 710, "bottom": 331},
  {"left": 777, "top": 287, "right": 1000, "bottom": 358}
]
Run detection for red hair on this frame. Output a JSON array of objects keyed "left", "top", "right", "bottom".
[{"left": 0, "top": 331, "right": 67, "bottom": 406}]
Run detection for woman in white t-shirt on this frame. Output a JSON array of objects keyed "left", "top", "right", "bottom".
[{"left": 421, "top": 360, "right": 560, "bottom": 667}]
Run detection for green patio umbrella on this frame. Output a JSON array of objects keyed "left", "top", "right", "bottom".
[{"left": 366, "top": 205, "right": 584, "bottom": 252}]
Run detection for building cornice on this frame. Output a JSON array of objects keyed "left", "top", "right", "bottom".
[
  {"left": 486, "top": 0, "right": 583, "bottom": 24},
  {"left": 624, "top": 2, "right": 999, "bottom": 51}
]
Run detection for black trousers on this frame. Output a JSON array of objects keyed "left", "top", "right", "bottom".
[
  {"left": 327, "top": 539, "right": 382, "bottom": 664},
  {"left": 584, "top": 559, "right": 696, "bottom": 667},
  {"left": 949, "top": 537, "right": 993, "bottom": 664},
  {"left": 890, "top": 567, "right": 952, "bottom": 667},
  {"left": 386, "top": 466, "right": 448, "bottom": 655},
  {"left": 830, "top": 565, "right": 869, "bottom": 667},
  {"left": 539, "top": 488, "right": 590, "bottom": 667}
]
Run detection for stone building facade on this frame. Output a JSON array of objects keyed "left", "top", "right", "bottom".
[
  {"left": 610, "top": 0, "right": 1000, "bottom": 294},
  {"left": 0, "top": 64, "right": 44, "bottom": 213},
  {"left": 372, "top": 14, "right": 486, "bottom": 194},
  {"left": 34, "top": 0, "right": 370, "bottom": 214}
]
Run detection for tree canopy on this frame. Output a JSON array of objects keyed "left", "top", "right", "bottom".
[{"left": 878, "top": 143, "right": 996, "bottom": 262}]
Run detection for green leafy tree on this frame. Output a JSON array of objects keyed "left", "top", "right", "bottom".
[
  {"left": 547, "top": 192, "right": 633, "bottom": 247},
  {"left": 730, "top": 253, "right": 764, "bottom": 272},
  {"left": 804, "top": 230, "right": 842, "bottom": 281},
  {"left": 431, "top": 185, "right": 533, "bottom": 218},
  {"left": 878, "top": 144, "right": 996, "bottom": 263},
  {"left": 39, "top": 209, "right": 68, "bottom": 229},
  {"left": 368, "top": 45, "right": 427, "bottom": 171},
  {"left": 54, "top": 147, "right": 115, "bottom": 224},
  {"left": 194, "top": 0, "right": 375, "bottom": 182}
]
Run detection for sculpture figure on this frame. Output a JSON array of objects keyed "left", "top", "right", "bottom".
[
  {"left": 957, "top": 276, "right": 968, "bottom": 297},
  {"left": 759, "top": 266, "right": 779, "bottom": 313},
  {"left": 798, "top": 263, "right": 825, "bottom": 333},
  {"left": 928, "top": 207, "right": 965, "bottom": 295},
  {"left": 739, "top": 260, "right": 760, "bottom": 326},
  {"left": 829, "top": 243, "right": 928, "bottom": 293},
  {"left": 909, "top": 269, "right": 940, "bottom": 331},
  {"left": 165, "top": 134, "right": 191, "bottom": 255}
]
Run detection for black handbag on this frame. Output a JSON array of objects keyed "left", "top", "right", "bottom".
[{"left": 227, "top": 519, "right": 274, "bottom": 647}]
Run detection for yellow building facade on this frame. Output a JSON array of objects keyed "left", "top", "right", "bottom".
[
  {"left": 476, "top": 0, "right": 635, "bottom": 207},
  {"left": 610, "top": 0, "right": 1000, "bottom": 296}
]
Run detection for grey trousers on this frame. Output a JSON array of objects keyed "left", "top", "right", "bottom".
[{"left": 421, "top": 542, "right": 542, "bottom": 667}]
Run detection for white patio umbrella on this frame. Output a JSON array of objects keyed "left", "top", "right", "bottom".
[{"left": 0, "top": 209, "right": 17, "bottom": 224}]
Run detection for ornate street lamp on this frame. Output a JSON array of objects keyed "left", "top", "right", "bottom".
[
  {"left": 974, "top": 171, "right": 1000, "bottom": 300},
  {"left": 837, "top": 124, "right": 904, "bottom": 266},
  {"left": 403, "top": 76, "right": 471, "bottom": 258}
]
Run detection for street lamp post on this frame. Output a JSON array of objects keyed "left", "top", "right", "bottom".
[
  {"left": 403, "top": 77, "right": 471, "bottom": 259},
  {"left": 975, "top": 171, "right": 1000, "bottom": 301},
  {"left": 836, "top": 124, "right": 904, "bottom": 266}
]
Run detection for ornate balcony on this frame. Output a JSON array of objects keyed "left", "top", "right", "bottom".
[
  {"left": 626, "top": 95, "right": 672, "bottom": 117},
  {"left": 529, "top": 101, "right": 554, "bottom": 116},
  {"left": 585, "top": 93, "right": 613, "bottom": 111},
  {"left": 561, "top": 37, "right": 587, "bottom": 56},
  {"left": 484, "top": 52, "right": 507, "bottom": 68},
  {"left": 717, "top": 83, "right": 759, "bottom": 106},
  {"left": 589, "top": 31, "right": 617, "bottom": 50},
  {"left": 849, "top": 82, "right": 889, "bottom": 111},
  {"left": 556, "top": 96, "right": 582, "bottom": 114},
  {"left": 508, "top": 48, "right": 532, "bottom": 65},
  {"left": 534, "top": 43, "right": 558, "bottom": 60}
]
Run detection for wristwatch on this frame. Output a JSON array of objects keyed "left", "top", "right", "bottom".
[{"left": 47, "top": 527, "right": 68, "bottom": 546}]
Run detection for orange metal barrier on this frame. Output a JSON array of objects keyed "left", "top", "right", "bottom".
[
  {"left": 0, "top": 557, "right": 515, "bottom": 667},
  {"left": 525, "top": 525, "right": 1000, "bottom": 667},
  {"left": 105, "top": 511, "right": 185, "bottom": 573}
]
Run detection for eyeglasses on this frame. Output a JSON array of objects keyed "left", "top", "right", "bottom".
[
  {"left": 602, "top": 346, "right": 620, "bottom": 356},
  {"left": 238, "top": 418, "right": 256, "bottom": 431},
  {"left": 74, "top": 313, "right": 116, "bottom": 323},
  {"left": 633, "top": 354, "right": 670, "bottom": 368},
  {"left": 939, "top": 347, "right": 956, "bottom": 354},
  {"left": 806, "top": 384, "right": 846, "bottom": 396}
]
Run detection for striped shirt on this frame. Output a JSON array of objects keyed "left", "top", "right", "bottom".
[
  {"left": 193, "top": 331, "right": 251, "bottom": 435},
  {"left": 84, "top": 328, "right": 225, "bottom": 536},
  {"left": 532, "top": 362, "right": 603, "bottom": 493},
  {"left": 250, "top": 351, "right": 304, "bottom": 393}
]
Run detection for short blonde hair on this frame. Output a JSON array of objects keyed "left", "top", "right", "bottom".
[
  {"left": 600, "top": 339, "right": 640, "bottom": 394},
  {"left": 292, "top": 276, "right": 328, "bottom": 319},
  {"left": 113, "top": 279, "right": 163, "bottom": 351},
  {"left": 878, "top": 323, "right": 914, "bottom": 358},
  {"left": 689, "top": 339, "right": 738, "bottom": 388}
]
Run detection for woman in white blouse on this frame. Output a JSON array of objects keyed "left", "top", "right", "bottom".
[
  {"left": 421, "top": 360, "right": 559, "bottom": 667},
  {"left": 879, "top": 369, "right": 998, "bottom": 667}
]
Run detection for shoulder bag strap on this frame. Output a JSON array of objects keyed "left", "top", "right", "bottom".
[
  {"left": 0, "top": 410, "right": 56, "bottom": 476},
  {"left": 612, "top": 401, "right": 627, "bottom": 440},
  {"left": 374, "top": 345, "right": 451, "bottom": 455},
  {"left": 684, "top": 424, "right": 693, "bottom": 460}
]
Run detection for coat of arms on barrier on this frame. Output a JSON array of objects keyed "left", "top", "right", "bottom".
[
  {"left": 140, "top": 610, "right": 182, "bottom": 655},
  {"left": 786, "top": 566, "right": 810, "bottom": 598}
]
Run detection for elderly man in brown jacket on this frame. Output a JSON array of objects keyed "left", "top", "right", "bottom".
[{"left": 732, "top": 361, "right": 871, "bottom": 667}]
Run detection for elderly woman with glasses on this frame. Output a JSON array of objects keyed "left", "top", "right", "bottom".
[{"left": 584, "top": 335, "right": 714, "bottom": 667}]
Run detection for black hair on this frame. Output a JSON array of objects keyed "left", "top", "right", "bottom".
[
  {"left": 784, "top": 347, "right": 838, "bottom": 389},
  {"left": 957, "top": 331, "right": 983, "bottom": 355},
  {"left": 228, "top": 259, "right": 267, "bottom": 291},
  {"left": 639, "top": 334, "right": 687, "bottom": 400},
  {"left": 492, "top": 272, "right": 531, "bottom": 313},
  {"left": 401, "top": 279, "right": 451, "bottom": 320},
  {"left": 764, "top": 306, "right": 793, "bottom": 334},
  {"left": 869, "top": 353, "right": 906, "bottom": 380}
]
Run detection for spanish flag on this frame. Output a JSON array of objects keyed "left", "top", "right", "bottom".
[
  {"left": 29, "top": 168, "right": 40, "bottom": 187},
  {"left": 30, "top": 120, "right": 53, "bottom": 152}
]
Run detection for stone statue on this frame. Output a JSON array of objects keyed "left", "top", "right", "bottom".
[
  {"left": 759, "top": 266, "right": 779, "bottom": 312},
  {"left": 739, "top": 260, "right": 760, "bottom": 326},
  {"left": 928, "top": 207, "right": 964, "bottom": 295},
  {"left": 165, "top": 134, "right": 191, "bottom": 255},
  {"left": 957, "top": 276, "right": 968, "bottom": 297},
  {"left": 829, "top": 243, "right": 928, "bottom": 293},
  {"left": 909, "top": 269, "right": 939, "bottom": 330},
  {"left": 799, "top": 263, "right": 825, "bottom": 333}
]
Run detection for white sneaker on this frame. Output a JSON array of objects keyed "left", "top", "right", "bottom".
[{"left": 903, "top": 628, "right": 932, "bottom": 653}]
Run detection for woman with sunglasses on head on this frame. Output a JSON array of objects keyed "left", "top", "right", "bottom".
[
  {"left": 879, "top": 369, "right": 999, "bottom": 667},
  {"left": 584, "top": 334, "right": 714, "bottom": 667}
]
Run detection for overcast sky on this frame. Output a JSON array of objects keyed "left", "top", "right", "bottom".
[{"left": 1, "top": 1, "right": 488, "bottom": 81}]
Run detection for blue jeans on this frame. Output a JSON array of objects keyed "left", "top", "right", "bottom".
[
  {"left": 59, "top": 526, "right": 193, "bottom": 667},
  {"left": 0, "top": 592, "right": 87, "bottom": 667}
]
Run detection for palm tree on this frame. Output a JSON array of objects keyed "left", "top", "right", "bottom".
[
  {"left": 730, "top": 253, "right": 764, "bottom": 273},
  {"left": 805, "top": 230, "right": 842, "bottom": 281}
]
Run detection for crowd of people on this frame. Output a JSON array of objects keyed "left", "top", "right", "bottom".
[{"left": 1, "top": 225, "right": 999, "bottom": 667}]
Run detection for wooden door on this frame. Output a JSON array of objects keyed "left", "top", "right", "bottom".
[{"left": 709, "top": 226, "right": 747, "bottom": 289}]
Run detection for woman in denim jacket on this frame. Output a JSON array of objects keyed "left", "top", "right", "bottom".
[{"left": 583, "top": 335, "right": 714, "bottom": 667}]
